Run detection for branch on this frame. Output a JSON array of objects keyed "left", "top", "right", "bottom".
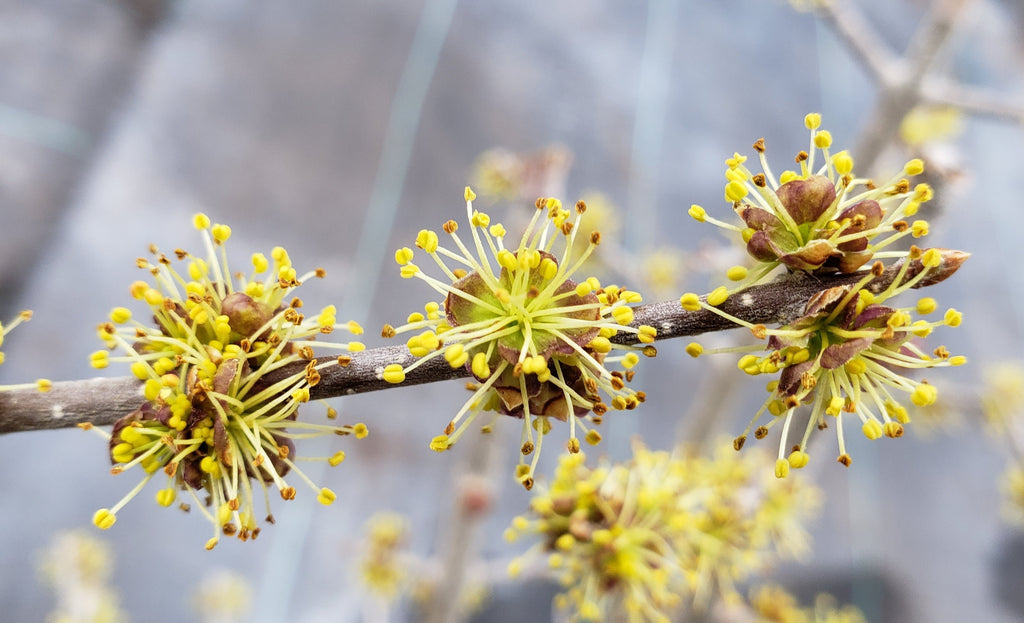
[{"left": 0, "top": 250, "right": 967, "bottom": 435}]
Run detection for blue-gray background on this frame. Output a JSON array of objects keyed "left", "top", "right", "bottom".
[{"left": 1, "top": 0, "right": 1021, "bottom": 621}]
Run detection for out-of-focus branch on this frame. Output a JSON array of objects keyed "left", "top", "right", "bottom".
[
  {"left": 828, "top": 0, "right": 973, "bottom": 172},
  {"left": 0, "top": 250, "right": 967, "bottom": 435}
]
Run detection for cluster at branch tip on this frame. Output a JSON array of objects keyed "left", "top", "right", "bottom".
[
  {"left": 688, "top": 112, "right": 933, "bottom": 298},
  {"left": 0, "top": 310, "right": 52, "bottom": 393},
  {"left": 504, "top": 441, "right": 820, "bottom": 622},
  {"left": 681, "top": 112, "right": 967, "bottom": 476},
  {"left": 86, "top": 214, "right": 367, "bottom": 548},
  {"left": 382, "top": 187, "right": 656, "bottom": 489}
]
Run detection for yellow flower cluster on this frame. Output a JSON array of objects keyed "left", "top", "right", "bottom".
[
  {"left": 384, "top": 188, "right": 655, "bottom": 488},
  {"left": 89, "top": 214, "right": 367, "bottom": 548},
  {"left": 505, "top": 441, "right": 820, "bottom": 621}
]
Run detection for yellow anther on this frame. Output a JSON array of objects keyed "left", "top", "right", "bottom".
[
  {"left": 497, "top": 249, "right": 517, "bottom": 272},
  {"left": 471, "top": 211, "right": 490, "bottom": 227},
  {"left": 921, "top": 248, "right": 942, "bottom": 268},
  {"left": 156, "top": 488, "right": 176, "bottom": 507},
  {"left": 471, "top": 352, "right": 491, "bottom": 379},
  {"left": 464, "top": 186, "right": 476, "bottom": 202},
  {"left": 813, "top": 130, "right": 832, "bottom": 148},
  {"left": 904, "top": 158, "right": 925, "bottom": 176},
  {"left": 911, "top": 383, "right": 938, "bottom": 406},
  {"left": 707, "top": 286, "right": 728, "bottom": 307},
  {"left": 680, "top": 293, "right": 701, "bottom": 311},
  {"left": 329, "top": 451, "right": 346, "bottom": 466},
  {"left": 251, "top": 252, "right": 269, "bottom": 273},
  {"left": 317, "top": 488, "right": 337, "bottom": 505},
  {"left": 89, "top": 350, "right": 110, "bottom": 369},
  {"left": 192, "top": 213, "right": 211, "bottom": 230},
  {"left": 395, "top": 247, "right": 415, "bottom": 265},
  {"left": 943, "top": 308, "right": 962, "bottom": 327},
  {"left": 588, "top": 336, "right": 612, "bottom": 354},
  {"left": 774, "top": 458, "right": 790, "bottom": 479},
  {"left": 911, "top": 220, "right": 929, "bottom": 238},
  {"left": 832, "top": 150, "right": 854, "bottom": 175},
  {"left": 92, "top": 509, "right": 117, "bottom": 530},
  {"left": 109, "top": 307, "right": 132, "bottom": 324},
  {"left": 862, "top": 419, "right": 884, "bottom": 440},
  {"left": 726, "top": 265, "right": 748, "bottom": 281},
  {"left": 787, "top": 450, "right": 810, "bottom": 468},
  {"left": 916, "top": 297, "right": 937, "bottom": 315},
  {"left": 804, "top": 113, "right": 822, "bottom": 129},
  {"left": 445, "top": 343, "right": 468, "bottom": 368},
  {"left": 429, "top": 435, "right": 451, "bottom": 452},
  {"left": 400, "top": 264, "right": 420, "bottom": 279},
  {"left": 685, "top": 342, "right": 703, "bottom": 357},
  {"left": 611, "top": 306, "right": 634, "bottom": 326},
  {"left": 539, "top": 257, "right": 558, "bottom": 280},
  {"left": 688, "top": 204, "right": 707, "bottom": 222},
  {"left": 621, "top": 353, "right": 639, "bottom": 369},
  {"left": 382, "top": 364, "right": 406, "bottom": 384},
  {"left": 725, "top": 180, "right": 748, "bottom": 202},
  {"left": 211, "top": 223, "right": 231, "bottom": 243}
]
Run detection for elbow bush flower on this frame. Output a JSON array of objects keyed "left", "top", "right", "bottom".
[
  {"left": 685, "top": 251, "right": 965, "bottom": 475},
  {"left": 504, "top": 441, "right": 820, "bottom": 622},
  {"left": 382, "top": 188, "right": 656, "bottom": 489},
  {"left": 88, "top": 214, "right": 367, "bottom": 549},
  {"left": 689, "top": 113, "right": 934, "bottom": 295}
]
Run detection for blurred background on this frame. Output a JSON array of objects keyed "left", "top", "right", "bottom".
[{"left": 1, "top": 0, "right": 1022, "bottom": 621}]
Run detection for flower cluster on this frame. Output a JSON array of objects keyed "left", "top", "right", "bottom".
[
  {"left": 688, "top": 113, "right": 934, "bottom": 297},
  {"left": 39, "top": 530, "right": 126, "bottom": 623},
  {"left": 684, "top": 251, "right": 965, "bottom": 475},
  {"left": 88, "top": 214, "right": 367, "bottom": 548},
  {"left": 358, "top": 512, "right": 411, "bottom": 600},
  {"left": 681, "top": 113, "right": 966, "bottom": 475},
  {"left": 747, "top": 584, "right": 867, "bottom": 623},
  {"left": 505, "top": 441, "right": 820, "bottom": 622},
  {"left": 383, "top": 188, "right": 656, "bottom": 488}
]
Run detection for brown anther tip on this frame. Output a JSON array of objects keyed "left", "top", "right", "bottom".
[
  {"left": 590, "top": 231, "right": 601, "bottom": 245},
  {"left": 314, "top": 267, "right": 327, "bottom": 278},
  {"left": 837, "top": 454, "right": 852, "bottom": 467},
  {"left": 290, "top": 297, "right": 303, "bottom": 308},
  {"left": 752, "top": 173, "right": 767, "bottom": 187},
  {"left": 336, "top": 355, "right": 352, "bottom": 366},
  {"left": 892, "top": 220, "right": 909, "bottom": 232},
  {"left": 381, "top": 324, "right": 396, "bottom": 338},
  {"left": 754, "top": 426, "right": 769, "bottom": 439},
  {"left": 642, "top": 346, "right": 657, "bottom": 357},
  {"left": 751, "top": 324, "right": 767, "bottom": 339},
  {"left": 442, "top": 219, "right": 458, "bottom": 234},
  {"left": 795, "top": 150, "right": 808, "bottom": 163},
  {"left": 785, "top": 395, "right": 801, "bottom": 408},
  {"left": 871, "top": 261, "right": 885, "bottom": 276},
  {"left": 535, "top": 197, "right": 545, "bottom": 210},
  {"left": 733, "top": 435, "right": 747, "bottom": 451},
  {"left": 752, "top": 138, "right": 766, "bottom": 152},
  {"left": 444, "top": 422, "right": 455, "bottom": 435},
  {"left": 521, "top": 478, "right": 534, "bottom": 491},
  {"left": 791, "top": 444, "right": 802, "bottom": 453},
  {"left": 575, "top": 200, "right": 587, "bottom": 213}
]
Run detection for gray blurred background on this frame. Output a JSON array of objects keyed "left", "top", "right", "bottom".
[{"left": 1, "top": 0, "right": 1022, "bottom": 621}]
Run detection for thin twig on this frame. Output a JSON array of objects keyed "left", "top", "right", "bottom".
[{"left": 0, "top": 250, "right": 967, "bottom": 435}]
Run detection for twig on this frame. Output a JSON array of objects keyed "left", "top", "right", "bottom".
[{"left": 0, "top": 250, "right": 967, "bottom": 435}]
